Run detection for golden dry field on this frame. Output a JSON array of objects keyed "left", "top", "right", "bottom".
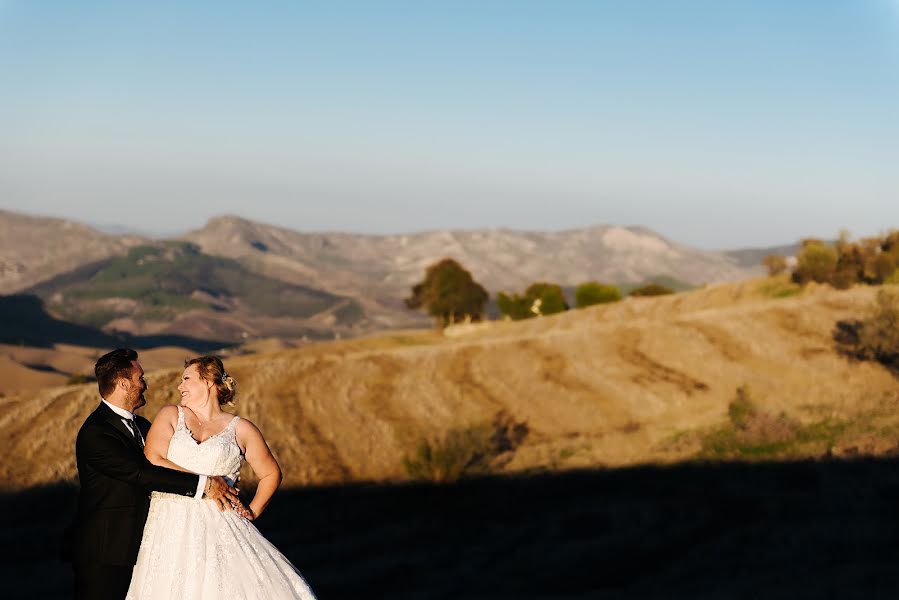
[{"left": 2, "top": 276, "right": 897, "bottom": 490}]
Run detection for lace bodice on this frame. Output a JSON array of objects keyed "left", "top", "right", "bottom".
[{"left": 166, "top": 405, "right": 243, "bottom": 484}]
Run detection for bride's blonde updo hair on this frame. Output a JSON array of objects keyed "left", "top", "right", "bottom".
[{"left": 185, "top": 356, "right": 237, "bottom": 407}]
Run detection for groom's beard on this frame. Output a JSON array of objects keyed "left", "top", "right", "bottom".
[{"left": 126, "top": 383, "right": 147, "bottom": 412}]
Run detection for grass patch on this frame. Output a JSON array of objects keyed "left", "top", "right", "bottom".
[
  {"left": 760, "top": 278, "right": 803, "bottom": 299},
  {"left": 52, "top": 306, "right": 122, "bottom": 329},
  {"left": 388, "top": 335, "right": 426, "bottom": 346},
  {"left": 559, "top": 446, "right": 576, "bottom": 460},
  {"left": 66, "top": 374, "right": 95, "bottom": 386},
  {"left": 694, "top": 385, "right": 881, "bottom": 461}
]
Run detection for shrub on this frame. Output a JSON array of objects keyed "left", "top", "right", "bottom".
[
  {"left": 403, "top": 412, "right": 529, "bottom": 483},
  {"left": 858, "top": 288, "right": 899, "bottom": 370},
  {"left": 792, "top": 240, "right": 838, "bottom": 285},
  {"left": 403, "top": 425, "right": 494, "bottom": 483},
  {"left": 760, "top": 278, "right": 802, "bottom": 299},
  {"left": 834, "top": 288, "right": 899, "bottom": 374},
  {"left": 790, "top": 231, "right": 899, "bottom": 288},
  {"left": 728, "top": 385, "right": 756, "bottom": 430},
  {"left": 575, "top": 282, "right": 622, "bottom": 308},
  {"left": 761, "top": 255, "right": 788, "bottom": 277},
  {"left": 629, "top": 283, "right": 675, "bottom": 297},
  {"left": 699, "top": 385, "right": 800, "bottom": 459},
  {"left": 872, "top": 253, "right": 896, "bottom": 283}
]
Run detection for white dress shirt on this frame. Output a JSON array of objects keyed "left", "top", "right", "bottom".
[{"left": 102, "top": 399, "right": 206, "bottom": 498}]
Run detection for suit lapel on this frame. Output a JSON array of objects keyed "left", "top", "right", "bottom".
[
  {"left": 96, "top": 401, "right": 143, "bottom": 452},
  {"left": 135, "top": 417, "right": 151, "bottom": 439}
]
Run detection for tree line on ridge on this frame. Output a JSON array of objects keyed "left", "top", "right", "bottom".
[{"left": 404, "top": 258, "right": 674, "bottom": 327}]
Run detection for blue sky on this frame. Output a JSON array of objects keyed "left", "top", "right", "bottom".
[{"left": 1, "top": 1, "right": 897, "bottom": 248}]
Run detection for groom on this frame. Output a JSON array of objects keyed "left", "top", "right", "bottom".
[{"left": 65, "top": 348, "right": 243, "bottom": 600}]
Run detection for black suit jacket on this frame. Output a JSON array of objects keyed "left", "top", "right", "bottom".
[{"left": 65, "top": 401, "right": 201, "bottom": 566}]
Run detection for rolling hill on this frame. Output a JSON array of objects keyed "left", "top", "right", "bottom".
[{"left": 1, "top": 277, "right": 896, "bottom": 490}]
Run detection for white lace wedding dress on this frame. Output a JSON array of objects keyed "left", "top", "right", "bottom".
[{"left": 126, "top": 406, "right": 316, "bottom": 599}]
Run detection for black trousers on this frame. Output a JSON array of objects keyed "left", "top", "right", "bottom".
[{"left": 73, "top": 562, "right": 134, "bottom": 600}]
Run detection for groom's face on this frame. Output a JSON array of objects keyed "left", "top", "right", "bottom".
[{"left": 124, "top": 360, "right": 148, "bottom": 412}]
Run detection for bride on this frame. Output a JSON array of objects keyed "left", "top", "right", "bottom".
[{"left": 126, "top": 356, "right": 316, "bottom": 599}]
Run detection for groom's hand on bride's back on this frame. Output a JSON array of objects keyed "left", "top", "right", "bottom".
[{"left": 204, "top": 475, "right": 246, "bottom": 512}]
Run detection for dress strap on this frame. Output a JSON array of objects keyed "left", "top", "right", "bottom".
[
  {"left": 222, "top": 414, "right": 240, "bottom": 442},
  {"left": 176, "top": 405, "right": 186, "bottom": 429}
]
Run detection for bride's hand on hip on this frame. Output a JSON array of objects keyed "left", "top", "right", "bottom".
[{"left": 204, "top": 475, "right": 242, "bottom": 512}]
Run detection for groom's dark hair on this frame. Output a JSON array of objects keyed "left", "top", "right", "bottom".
[{"left": 95, "top": 348, "right": 139, "bottom": 398}]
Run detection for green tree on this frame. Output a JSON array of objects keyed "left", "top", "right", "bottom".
[
  {"left": 405, "top": 258, "right": 488, "bottom": 327},
  {"left": 496, "top": 292, "right": 534, "bottom": 320},
  {"left": 524, "top": 282, "right": 569, "bottom": 315},
  {"left": 575, "top": 282, "right": 622, "bottom": 308},
  {"left": 497, "top": 282, "right": 570, "bottom": 319}
]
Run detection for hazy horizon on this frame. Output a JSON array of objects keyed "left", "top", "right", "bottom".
[
  {"left": 2, "top": 1, "right": 897, "bottom": 249},
  {"left": 4, "top": 205, "right": 815, "bottom": 252}
]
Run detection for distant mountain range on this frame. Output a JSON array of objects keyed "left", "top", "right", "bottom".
[
  {"left": 0, "top": 209, "right": 799, "bottom": 342},
  {"left": 183, "top": 216, "right": 759, "bottom": 291}
]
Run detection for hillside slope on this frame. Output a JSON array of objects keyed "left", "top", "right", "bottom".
[
  {"left": 23, "top": 242, "right": 364, "bottom": 342},
  {"left": 0, "top": 209, "right": 144, "bottom": 294},
  {"left": 1, "top": 279, "right": 895, "bottom": 490}
]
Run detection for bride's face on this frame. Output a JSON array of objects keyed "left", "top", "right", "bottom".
[{"left": 177, "top": 364, "right": 213, "bottom": 408}]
